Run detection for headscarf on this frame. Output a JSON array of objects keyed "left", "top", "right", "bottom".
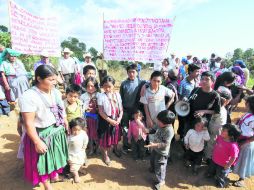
[
  {"left": 234, "top": 59, "right": 247, "bottom": 68},
  {"left": 231, "top": 66, "right": 245, "bottom": 85},
  {"left": 0, "top": 48, "right": 21, "bottom": 64}
]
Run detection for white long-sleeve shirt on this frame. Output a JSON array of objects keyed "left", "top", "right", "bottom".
[{"left": 184, "top": 129, "right": 210, "bottom": 152}]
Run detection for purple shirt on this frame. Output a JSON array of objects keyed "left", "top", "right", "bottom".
[{"left": 33, "top": 60, "right": 53, "bottom": 71}]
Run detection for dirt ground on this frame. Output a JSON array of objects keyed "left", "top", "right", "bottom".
[{"left": 0, "top": 102, "right": 254, "bottom": 190}]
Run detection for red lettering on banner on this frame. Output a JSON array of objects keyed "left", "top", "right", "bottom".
[{"left": 9, "top": 1, "right": 60, "bottom": 56}]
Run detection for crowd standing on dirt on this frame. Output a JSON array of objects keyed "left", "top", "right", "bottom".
[{"left": 0, "top": 45, "right": 254, "bottom": 190}]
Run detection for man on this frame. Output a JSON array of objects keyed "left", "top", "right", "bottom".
[
  {"left": 188, "top": 71, "right": 220, "bottom": 124},
  {"left": 58, "top": 48, "right": 76, "bottom": 89},
  {"left": 187, "top": 53, "right": 193, "bottom": 64},
  {"left": 178, "top": 64, "right": 200, "bottom": 138},
  {"left": 120, "top": 64, "right": 146, "bottom": 153},
  {"left": 33, "top": 50, "right": 54, "bottom": 71},
  {"left": 96, "top": 52, "right": 108, "bottom": 83},
  {"left": 168, "top": 53, "right": 176, "bottom": 70}
]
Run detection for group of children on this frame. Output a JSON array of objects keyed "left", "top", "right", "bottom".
[{"left": 15, "top": 55, "right": 254, "bottom": 190}]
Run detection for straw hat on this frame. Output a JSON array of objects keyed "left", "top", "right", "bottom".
[
  {"left": 62, "top": 48, "right": 73, "bottom": 55},
  {"left": 97, "top": 52, "right": 103, "bottom": 57},
  {"left": 83, "top": 52, "right": 92, "bottom": 59},
  {"left": 40, "top": 49, "right": 50, "bottom": 57}
]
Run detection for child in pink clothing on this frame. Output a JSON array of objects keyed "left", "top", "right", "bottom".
[
  {"left": 128, "top": 110, "right": 148, "bottom": 160},
  {"left": 206, "top": 124, "right": 241, "bottom": 188}
]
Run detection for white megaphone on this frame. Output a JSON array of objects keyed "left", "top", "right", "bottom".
[{"left": 174, "top": 100, "right": 190, "bottom": 117}]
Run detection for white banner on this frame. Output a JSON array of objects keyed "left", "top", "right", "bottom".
[
  {"left": 104, "top": 18, "right": 174, "bottom": 62},
  {"left": 8, "top": 0, "right": 61, "bottom": 56}
]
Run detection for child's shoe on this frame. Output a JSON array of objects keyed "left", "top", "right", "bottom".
[{"left": 154, "top": 181, "right": 165, "bottom": 190}]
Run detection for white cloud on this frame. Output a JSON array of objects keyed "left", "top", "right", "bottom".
[{"left": 0, "top": 0, "right": 208, "bottom": 54}]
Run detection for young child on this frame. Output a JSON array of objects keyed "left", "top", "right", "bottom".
[
  {"left": 127, "top": 110, "right": 148, "bottom": 160},
  {"left": 80, "top": 77, "right": 100, "bottom": 156},
  {"left": 145, "top": 110, "right": 175, "bottom": 190},
  {"left": 81, "top": 65, "right": 97, "bottom": 93},
  {"left": 206, "top": 124, "right": 241, "bottom": 188},
  {"left": 140, "top": 71, "right": 175, "bottom": 131},
  {"left": 0, "top": 84, "right": 10, "bottom": 116},
  {"left": 64, "top": 84, "right": 83, "bottom": 122},
  {"left": 97, "top": 76, "right": 123, "bottom": 165},
  {"left": 68, "top": 117, "right": 88, "bottom": 183},
  {"left": 205, "top": 86, "right": 232, "bottom": 161},
  {"left": 184, "top": 117, "right": 210, "bottom": 175}
]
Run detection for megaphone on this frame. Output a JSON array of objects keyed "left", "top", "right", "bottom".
[{"left": 174, "top": 100, "right": 190, "bottom": 117}]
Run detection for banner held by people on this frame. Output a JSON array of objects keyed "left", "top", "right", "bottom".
[
  {"left": 8, "top": 0, "right": 60, "bottom": 57},
  {"left": 103, "top": 18, "right": 174, "bottom": 62}
]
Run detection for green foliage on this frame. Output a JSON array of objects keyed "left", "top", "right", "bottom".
[
  {"left": 19, "top": 55, "right": 40, "bottom": 71},
  {"left": 61, "top": 37, "right": 86, "bottom": 61},
  {"left": 0, "top": 32, "right": 11, "bottom": 48},
  {"left": 232, "top": 48, "right": 243, "bottom": 62},
  {"left": 0, "top": 25, "right": 8, "bottom": 33},
  {"left": 88, "top": 47, "right": 98, "bottom": 62}
]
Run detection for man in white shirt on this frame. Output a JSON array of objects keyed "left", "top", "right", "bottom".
[
  {"left": 168, "top": 53, "right": 176, "bottom": 70},
  {"left": 58, "top": 48, "right": 77, "bottom": 89}
]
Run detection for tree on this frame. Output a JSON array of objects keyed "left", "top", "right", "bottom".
[
  {"left": 232, "top": 48, "right": 243, "bottom": 62},
  {"left": 0, "top": 25, "right": 8, "bottom": 33},
  {"left": 0, "top": 32, "right": 11, "bottom": 48},
  {"left": 243, "top": 48, "right": 254, "bottom": 61},
  {"left": 88, "top": 47, "right": 98, "bottom": 62},
  {"left": 61, "top": 37, "right": 86, "bottom": 60}
]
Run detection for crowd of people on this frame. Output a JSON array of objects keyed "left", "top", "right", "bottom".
[{"left": 0, "top": 44, "right": 254, "bottom": 190}]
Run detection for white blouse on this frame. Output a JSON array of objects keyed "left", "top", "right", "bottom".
[
  {"left": 97, "top": 92, "right": 122, "bottom": 117},
  {"left": 240, "top": 113, "right": 254, "bottom": 137},
  {"left": 80, "top": 92, "right": 100, "bottom": 110},
  {"left": 18, "top": 87, "right": 65, "bottom": 128}
]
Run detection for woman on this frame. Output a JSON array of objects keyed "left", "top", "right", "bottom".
[
  {"left": 214, "top": 71, "right": 242, "bottom": 123},
  {"left": 18, "top": 65, "right": 69, "bottom": 190},
  {"left": 231, "top": 66, "right": 245, "bottom": 86},
  {"left": 234, "top": 95, "right": 254, "bottom": 187},
  {"left": 0, "top": 48, "right": 30, "bottom": 102}
]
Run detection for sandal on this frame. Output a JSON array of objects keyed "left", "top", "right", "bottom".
[
  {"left": 50, "top": 176, "right": 66, "bottom": 183},
  {"left": 104, "top": 156, "right": 111, "bottom": 166},
  {"left": 234, "top": 180, "right": 245, "bottom": 187}
]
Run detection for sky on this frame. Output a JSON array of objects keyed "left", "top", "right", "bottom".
[{"left": 0, "top": 0, "right": 254, "bottom": 59}]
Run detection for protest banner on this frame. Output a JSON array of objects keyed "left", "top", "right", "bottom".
[
  {"left": 8, "top": 0, "right": 60, "bottom": 56},
  {"left": 103, "top": 18, "right": 174, "bottom": 62}
]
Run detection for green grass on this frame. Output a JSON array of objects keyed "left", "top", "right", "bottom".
[{"left": 247, "top": 77, "right": 254, "bottom": 88}]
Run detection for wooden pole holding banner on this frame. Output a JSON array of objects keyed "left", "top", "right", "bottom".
[
  {"left": 165, "top": 16, "right": 176, "bottom": 55},
  {"left": 102, "top": 12, "right": 105, "bottom": 55},
  {"left": 7, "top": 0, "right": 12, "bottom": 48}
]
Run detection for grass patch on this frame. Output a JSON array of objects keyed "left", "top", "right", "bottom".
[{"left": 247, "top": 77, "right": 254, "bottom": 88}]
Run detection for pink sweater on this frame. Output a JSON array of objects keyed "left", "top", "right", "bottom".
[{"left": 128, "top": 120, "right": 147, "bottom": 142}]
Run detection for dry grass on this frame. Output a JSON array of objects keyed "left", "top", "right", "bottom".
[{"left": 108, "top": 67, "right": 153, "bottom": 88}]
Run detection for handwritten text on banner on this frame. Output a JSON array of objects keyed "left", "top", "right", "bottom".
[
  {"left": 104, "top": 18, "right": 173, "bottom": 62},
  {"left": 8, "top": 1, "right": 60, "bottom": 56}
]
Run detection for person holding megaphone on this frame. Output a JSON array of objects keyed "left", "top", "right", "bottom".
[{"left": 177, "top": 64, "right": 200, "bottom": 138}]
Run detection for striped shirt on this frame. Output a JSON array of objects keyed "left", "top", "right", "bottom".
[{"left": 179, "top": 77, "right": 197, "bottom": 99}]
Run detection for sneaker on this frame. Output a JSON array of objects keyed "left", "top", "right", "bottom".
[
  {"left": 121, "top": 149, "right": 128, "bottom": 155},
  {"left": 154, "top": 181, "right": 165, "bottom": 190},
  {"left": 185, "top": 160, "right": 191, "bottom": 168},
  {"left": 192, "top": 165, "right": 198, "bottom": 176}
]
